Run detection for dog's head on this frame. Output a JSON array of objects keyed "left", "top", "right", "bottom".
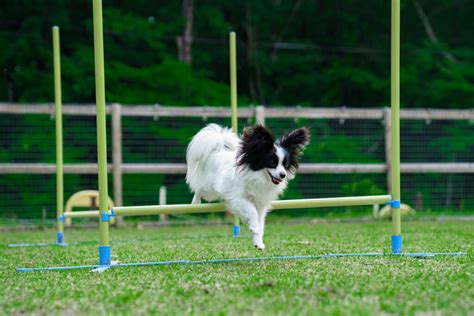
[{"left": 236, "top": 125, "right": 310, "bottom": 185}]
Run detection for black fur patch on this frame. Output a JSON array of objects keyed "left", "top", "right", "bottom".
[
  {"left": 236, "top": 125, "right": 276, "bottom": 171},
  {"left": 279, "top": 127, "right": 310, "bottom": 172}
]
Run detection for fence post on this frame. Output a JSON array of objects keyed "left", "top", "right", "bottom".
[
  {"left": 159, "top": 186, "right": 168, "bottom": 223},
  {"left": 384, "top": 107, "right": 392, "bottom": 194},
  {"left": 255, "top": 105, "right": 266, "bottom": 125},
  {"left": 112, "top": 103, "right": 124, "bottom": 226}
]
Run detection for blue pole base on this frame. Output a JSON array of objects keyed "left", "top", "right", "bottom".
[
  {"left": 233, "top": 225, "right": 240, "bottom": 237},
  {"left": 99, "top": 245, "right": 111, "bottom": 266},
  {"left": 56, "top": 232, "right": 64, "bottom": 245},
  {"left": 391, "top": 235, "right": 402, "bottom": 254}
]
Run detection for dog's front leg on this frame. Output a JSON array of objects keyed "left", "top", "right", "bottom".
[
  {"left": 191, "top": 193, "right": 201, "bottom": 204},
  {"left": 256, "top": 208, "right": 268, "bottom": 250},
  {"left": 227, "top": 199, "right": 264, "bottom": 250}
]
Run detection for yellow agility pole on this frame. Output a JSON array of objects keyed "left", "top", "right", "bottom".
[
  {"left": 390, "top": 0, "right": 402, "bottom": 254},
  {"left": 230, "top": 32, "right": 238, "bottom": 132},
  {"left": 92, "top": 0, "right": 111, "bottom": 265},
  {"left": 52, "top": 26, "right": 65, "bottom": 245},
  {"left": 63, "top": 195, "right": 392, "bottom": 219},
  {"left": 229, "top": 32, "right": 240, "bottom": 237}
]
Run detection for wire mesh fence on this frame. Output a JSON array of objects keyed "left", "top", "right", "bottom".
[
  {"left": 122, "top": 116, "right": 252, "bottom": 163},
  {"left": 1, "top": 114, "right": 56, "bottom": 163},
  {"left": 266, "top": 118, "right": 386, "bottom": 163},
  {"left": 0, "top": 114, "right": 111, "bottom": 164},
  {"left": 0, "top": 105, "right": 473, "bottom": 222},
  {"left": 400, "top": 120, "right": 474, "bottom": 162}
]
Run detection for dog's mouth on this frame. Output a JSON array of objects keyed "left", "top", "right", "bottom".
[{"left": 267, "top": 171, "right": 283, "bottom": 185}]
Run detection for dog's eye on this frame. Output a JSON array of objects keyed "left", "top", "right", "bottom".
[
  {"left": 267, "top": 156, "right": 278, "bottom": 168},
  {"left": 283, "top": 157, "right": 289, "bottom": 167}
]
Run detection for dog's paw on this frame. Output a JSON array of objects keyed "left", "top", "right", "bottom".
[{"left": 252, "top": 233, "right": 265, "bottom": 250}]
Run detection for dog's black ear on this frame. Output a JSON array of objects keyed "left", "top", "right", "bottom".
[
  {"left": 280, "top": 127, "right": 310, "bottom": 172},
  {"left": 241, "top": 125, "right": 275, "bottom": 149},
  {"left": 237, "top": 125, "right": 275, "bottom": 170}
]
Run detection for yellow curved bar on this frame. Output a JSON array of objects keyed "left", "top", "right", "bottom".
[{"left": 64, "top": 190, "right": 114, "bottom": 225}]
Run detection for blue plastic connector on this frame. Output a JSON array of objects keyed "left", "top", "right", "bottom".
[
  {"left": 99, "top": 245, "right": 111, "bottom": 265},
  {"left": 101, "top": 212, "right": 110, "bottom": 222},
  {"left": 56, "top": 232, "right": 64, "bottom": 244},
  {"left": 100, "top": 210, "right": 115, "bottom": 222},
  {"left": 233, "top": 225, "right": 240, "bottom": 237},
  {"left": 386, "top": 200, "right": 401, "bottom": 208},
  {"left": 391, "top": 235, "right": 402, "bottom": 254},
  {"left": 58, "top": 215, "right": 65, "bottom": 222}
]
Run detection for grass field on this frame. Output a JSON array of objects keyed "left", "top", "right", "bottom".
[{"left": 1, "top": 220, "right": 472, "bottom": 315}]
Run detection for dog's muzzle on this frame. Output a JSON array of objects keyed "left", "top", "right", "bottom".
[{"left": 267, "top": 171, "right": 283, "bottom": 185}]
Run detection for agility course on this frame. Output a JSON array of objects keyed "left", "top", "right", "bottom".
[{"left": 15, "top": 0, "right": 466, "bottom": 272}]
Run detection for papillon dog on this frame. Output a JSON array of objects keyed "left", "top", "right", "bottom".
[{"left": 186, "top": 124, "right": 310, "bottom": 250}]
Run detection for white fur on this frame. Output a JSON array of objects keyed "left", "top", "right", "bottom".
[{"left": 186, "top": 124, "right": 288, "bottom": 250}]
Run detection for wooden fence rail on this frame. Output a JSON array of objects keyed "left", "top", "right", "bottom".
[
  {"left": 1, "top": 103, "right": 473, "bottom": 120},
  {"left": 1, "top": 163, "right": 473, "bottom": 175}
]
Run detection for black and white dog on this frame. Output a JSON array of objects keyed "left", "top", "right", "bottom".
[{"left": 186, "top": 124, "right": 309, "bottom": 249}]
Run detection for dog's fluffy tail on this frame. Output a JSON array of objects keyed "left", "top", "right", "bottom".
[{"left": 186, "top": 123, "right": 238, "bottom": 189}]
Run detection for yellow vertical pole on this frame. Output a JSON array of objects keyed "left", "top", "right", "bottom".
[
  {"left": 229, "top": 32, "right": 240, "bottom": 237},
  {"left": 230, "top": 32, "right": 238, "bottom": 133},
  {"left": 391, "top": 0, "right": 402, "bottom": 253},
  {"left": 52, "top": 26, "right": 64, "bottom": 245},
  {"left": 92, "top": 0, "right": 111, "bottom": 264}
]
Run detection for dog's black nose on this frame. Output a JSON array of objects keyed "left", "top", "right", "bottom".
[{"left": 280, "top": 172, "right": 286, "bottom": 179}]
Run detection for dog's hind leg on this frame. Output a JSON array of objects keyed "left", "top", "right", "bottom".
[{"left": 191, "top": 193, "right": 201, "bottom": 204}]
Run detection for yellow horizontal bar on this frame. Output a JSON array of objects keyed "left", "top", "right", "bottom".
[
  {"left": 271, "top": 195, "right": 391, "bottom": 209},
  {"left": 115, "top": 203, "right": 225, "bottom": 216},
  {"left": 115, "top": 195, "right": 391, "bottom": 217},
  {"left": 64, "top": 211, "right": 100, "bottom": 218},
  {"left": 62, "top": 195, "right": 392, "bottom": 218}
]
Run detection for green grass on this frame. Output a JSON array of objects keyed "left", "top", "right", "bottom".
[{"left": 1, "top": 221, "right": 472, "bottom": 315}]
